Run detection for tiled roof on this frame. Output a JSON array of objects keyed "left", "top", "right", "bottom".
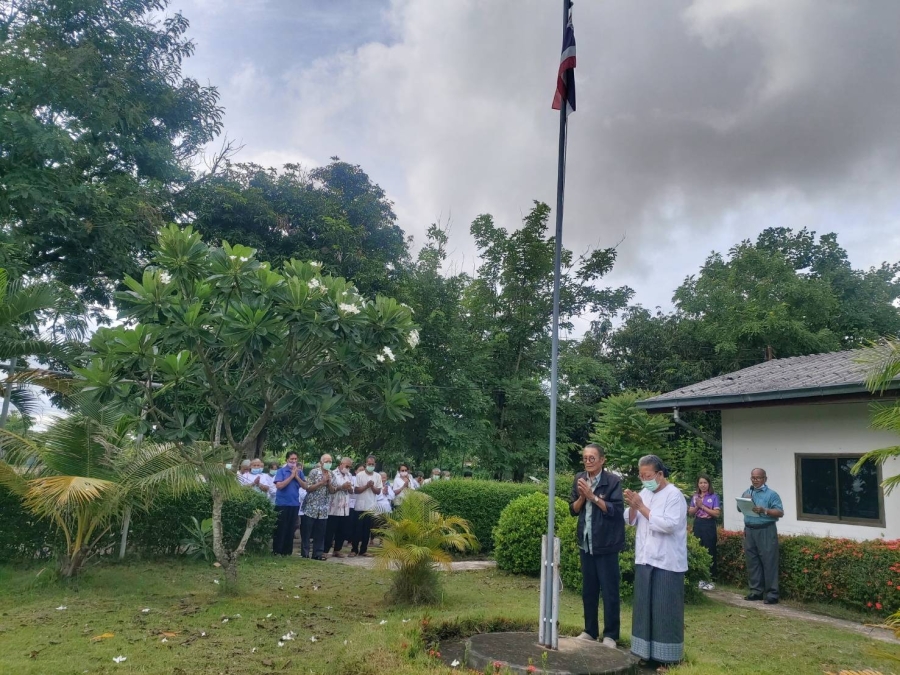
[{"left": 637, "top": 347, "right": 900, "bottom": 411}]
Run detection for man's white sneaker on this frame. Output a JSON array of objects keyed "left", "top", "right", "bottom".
[
  {"left": 601, "top": 637, "right": 617, "bottom": 649},
  {"left": 576, "top": 632, "right": 594, "bottom": 641}
]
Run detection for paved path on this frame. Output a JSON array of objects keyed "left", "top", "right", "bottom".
[
  {"left": 324, "top": 554, "right": 496, "bottom": 572},
  {"left": 706, "top": 589, "right": 900, "bottom": 645}
]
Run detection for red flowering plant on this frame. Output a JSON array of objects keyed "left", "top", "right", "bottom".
[{"left": 717, "top": 531, "right": 900, "bottom": 615}]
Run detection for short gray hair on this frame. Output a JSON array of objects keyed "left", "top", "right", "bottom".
[
  {"left": 240, "top": 459, "right": 251, "bottom": 468},
  {"left": 638, "top": 454, "right": 669, "bottom": 477}
]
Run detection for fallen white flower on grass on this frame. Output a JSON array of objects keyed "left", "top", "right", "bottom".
[
  {"left": 142, "top": 608, "right": 150, "bottom": 613},
  {"left": 233, "top": 613, "right": 241, "bottom": 618},
  {"left": 266, "top": 613, "right": 273, "bottom": 618},
  {"left": 379, "top": 620, "right": 388, "bottom": 625},
  {"left": 325, "top": 606, "right": 332, "bottom": 610},
  {"left": 112, "top": 656, "right": 127, "bottom": 664},
  {"left": 281, "top": 632, "right": 295, "bottom": 641},
  {"left": 451, "top": 660, "right": 460, "bottom": 668},
  {"left": 200, "top": 632, "right": 206, "bottom": 637},
  {"left": 251, "top": 648, "right": 257, "bottom": 654},
  {"left": 343, "top": 640, "right": 348, "bottom": 646},
  {"left": 312, "top": 585, "right": 319, "bottom": 591},
  {"left": 222, "top": 618, "right": 229, "bottom": 624},
  {"left": 161, "top": 638, "right": 168, "bottom": 644},
  {"left": 402, "top": 619, "right": 410, "bottom": 623},
  {"left": 213, "top": 579, "right": 220, "bottom": 585},
  {"left": 309, "top": 636, "right": 318, "bottom": 643},
  {"left": 277, "top": 642, "right": 284, "bottom": 648},
  {"left": 293, "top": 595, "right": 300, "bottom": 599},
  {"left": 56, "top": 606, "right": 67, "bottom": 611}
]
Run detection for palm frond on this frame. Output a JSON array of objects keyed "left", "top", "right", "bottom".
[
  {"left": 0, "top": 426, "right": 43, "bottom": 474},
  {"left": 857, "top": 340, "right": 900, "bottom": 394},
  {"left": 23, "top": 475, "right": 120, "bottom": 515},
  {"left": 0, "top": 460, "right": 29, "bottom": 496},
  {"left": 870, "top": 404, "right": 900, "bottom": 434}
]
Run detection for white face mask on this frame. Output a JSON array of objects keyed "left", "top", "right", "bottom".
[{"left": 400, "top": 471, "right": 408, "bottom": 477}]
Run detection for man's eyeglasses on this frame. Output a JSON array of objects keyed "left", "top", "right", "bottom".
[{"left": 582, "top": 456, "right": 599, "bottom": 463}]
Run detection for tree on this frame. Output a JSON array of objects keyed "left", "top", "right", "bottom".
[
  {"left": 78, "top": 225, "right": 417, "bottom": 581},
  {"left": 590, "top": 390, "right": 672, "bottom": 490},
  {"left": 0, "top": 0, "right": 223, "bottom": 305},
  {"left": 462, "top": 202, "right": 632, "bottom": 478},
  {"left": 373, "top": 491, "right": 477, "bottom": 605},
  {"left": 853, "top": 340, "right": 900, "bottom": 496},
  {"left": 0, "top": 402, "right": 207, "bottom": 577},
  {"left": 180, "top": 160, "right": 409, "bottom": 297}
]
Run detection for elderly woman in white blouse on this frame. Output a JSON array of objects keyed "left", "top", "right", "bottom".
[
  {"left": 240, "top": 457, "right": 276, "bottom": 502},
  {"left": 623, "top": 454, "right": 688, "bottom": 673}
]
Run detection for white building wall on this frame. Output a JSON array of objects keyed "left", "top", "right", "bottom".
[{"left": 721, "top": 401, "right": 900, "bottom": 541}]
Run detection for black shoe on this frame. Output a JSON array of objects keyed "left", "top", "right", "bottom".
[
  {"left": 764, "top": 598, "right": 779, "bottom": 605},
  {"left": 745, "top": 594, "right": 763, "bottom": 601}
]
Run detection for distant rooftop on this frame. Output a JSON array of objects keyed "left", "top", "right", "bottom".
[{"left": 637, "top": 347, "right": 900, "bottom": 412}]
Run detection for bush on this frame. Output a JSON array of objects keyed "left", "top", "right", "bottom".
[
  {"left": 419, "top": 479, "right": 539, "bottom": 552},
  {"left": 128, "top": 487, "right": 276, "bottom": 557},
  {"left": 718, "top": 530, "right": 900, "bottom": 615},
  {"left": 0, "top": 487, "right": 56, "bottom": 562},
  {"left": 559, "top": 517, "right": 711, "bottom": 603},
  {"left": 493, "top": 492, "right": 570, "bottom": 575}
]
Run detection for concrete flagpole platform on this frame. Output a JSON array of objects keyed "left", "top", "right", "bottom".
[{"left": 462, "top": 632, "right": 640, "bottom": 674}]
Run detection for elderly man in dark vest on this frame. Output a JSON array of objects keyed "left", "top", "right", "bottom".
[{"left": 569, "top": 443, "right": 625, "bottom": 648}]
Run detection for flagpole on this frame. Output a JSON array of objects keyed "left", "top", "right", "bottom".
[{"left": 540, "top": 0, "right": 571, "bottom": 651}]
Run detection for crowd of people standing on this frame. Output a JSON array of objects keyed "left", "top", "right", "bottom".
[{"left": 236, "top": 450, "right": 453, "bottom": 560}]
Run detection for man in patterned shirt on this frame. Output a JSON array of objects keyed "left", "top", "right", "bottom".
[{"left": 300, "top": 454, "right": 333, "bottom": 560}]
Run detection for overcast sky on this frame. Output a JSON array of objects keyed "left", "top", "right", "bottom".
[{"left": 169, "top": 0, "right": 900, "bottom": 316}]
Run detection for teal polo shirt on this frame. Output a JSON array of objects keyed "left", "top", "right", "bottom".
[{"left": 739, "top": 483, "right": 783, "bottom": 527}]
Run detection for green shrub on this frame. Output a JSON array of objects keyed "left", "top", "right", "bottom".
[
  {"left": 718, "top": 530, "right": 900, "bottom": 615},
  {"left": 419, "top": 479, "right": 539, "bottom": 552},
  {"left": 493, "top": 492, "right": 570, "bottom": 575},
  {"left": 128, "top": 487, "right": 276, "bottom": 557},
  {"left": 547, "top": 473, "right": 576, "bottom": 503},
  {"left": 559, "top": 517, "right": 711, "bottom": 603},
  {"left": 0, "top": 487, "right": 57, "bottom": 562}
]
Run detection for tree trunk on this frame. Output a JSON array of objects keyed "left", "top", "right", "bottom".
[
  {"left": 118, "top": 504, "right": 132, "bottom": 560},
  {"left": 210, "top": 486, "right": 264, "bottom": 585}
]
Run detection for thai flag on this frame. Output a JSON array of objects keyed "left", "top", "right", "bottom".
[{"left": 552, "top": 4, "right": 576, "bottom": 115}]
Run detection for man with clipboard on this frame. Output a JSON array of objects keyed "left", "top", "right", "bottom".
[{"left": 738, "top": 468, "right": 784, "bottom": 604}]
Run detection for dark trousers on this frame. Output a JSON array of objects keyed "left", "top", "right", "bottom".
[
  {"left": 579, "top": 549, "right": 621, "bottom": 641},
  {"left": 349, "top": 509, "right": 361, "bottom": 553},
  {"left": 301, "top": 515, "right": 327, "bottom": 558},
  {"left": 273, "top": 506, "right": 298, "bottom": 556},
  {"left": 744, "top": 524, "right": 779, "bottom": 600},
  {"left": 693, "top": 517, "right": 718, "bottom": 579},
  {"left": 353, "top": 510, "right": 373, "bottom": 555},
  {"left": 326, "top": 515, "right": 349, "bottom": 553}
]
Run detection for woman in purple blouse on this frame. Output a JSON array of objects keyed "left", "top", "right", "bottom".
[{"left": 688, "top": 474, "right": 721, "bottom": 591}]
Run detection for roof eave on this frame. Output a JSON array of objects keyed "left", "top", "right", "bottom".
[{"left": 636, "top": 382, "right": 900, "bottom": 412}]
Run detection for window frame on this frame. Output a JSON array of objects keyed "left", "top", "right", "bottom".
[{"left": 794, "top": 453, "right": 885, "bottom": 528}]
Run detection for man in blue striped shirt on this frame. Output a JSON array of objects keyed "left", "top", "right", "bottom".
[{"left": 739, "top": 468, "right": 784, "bottom": 604}]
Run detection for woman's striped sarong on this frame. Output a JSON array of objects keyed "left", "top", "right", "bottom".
[{"left": 630, "top": 564, "right": 684, "bottom": 664}]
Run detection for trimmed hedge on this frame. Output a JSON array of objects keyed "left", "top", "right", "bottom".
[
  {"left": 419, "top": 479, "right": 539, "bottom": 552},
  {"left": 0, "top": 487, "right": 56, "bottom": 562},
  {"left": 718, "top": 530, "right": 900, "bottom": 615},
  {"left": 493, "top": 493, "right": 711, "bottom": 603},
  {"left": 128, "top": 487, "right": 276, "bottom": 557},
  {"left": 493, "top": 493, "right": 569, "bottom": 575}
]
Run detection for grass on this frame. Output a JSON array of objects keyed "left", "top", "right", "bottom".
[{"left": 0, "top": 558, "right": 898, "bottom": 675}]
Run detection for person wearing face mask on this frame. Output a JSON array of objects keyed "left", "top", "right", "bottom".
[
  {"left": 237, "top": 459, "right": 252, "bottom": 483},
  {"left": 300, "top": 453, "right": 334, "bottom": 560},
  {"left": 268, "top": 461, "right": 280, "bottom": 478},
  {"left": 273, "top": 451, "right": 305, "bottom": 556},
  {"left": 392, "top": 464, "right": 417, "bottom": 505},
  {"left": 348, "top": 465, "right": 364, "bottom": 556},
  {"left": 350, "top": 455, "right": 382, "bottom": 557},
  {"left": 423, "top": 468, "right": 442, "bottom": 485},
  {"left": 377, "top": 471, "right": 395, "bottom": 514},
  {"left": 241, "top": 458, "right": 277, "bottom": 503},
  {"left": 623, "top": 455, "right": 688, "bottom": 673},
  {"left": 325, "top": 457, "right": 354, "bottom": 558}
]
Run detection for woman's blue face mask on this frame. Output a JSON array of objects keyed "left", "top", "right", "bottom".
[{"left": 251, "top": 468, "right": 263, "bottom": 475}]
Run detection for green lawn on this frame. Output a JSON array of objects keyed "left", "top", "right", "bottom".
[{"left": 0, "top": 558, "right": 897, "bottom": 675}]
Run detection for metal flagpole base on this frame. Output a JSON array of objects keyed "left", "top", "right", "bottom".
[{"left": 538, "top": 534, "right": 561, "bottom": 649}]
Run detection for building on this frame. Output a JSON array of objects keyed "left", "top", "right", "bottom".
[{"left": 637, "top": 349, "right": 900, "bottom": 541}]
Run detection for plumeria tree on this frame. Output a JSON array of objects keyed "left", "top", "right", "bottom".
[{"left": 77, "top": 225, "right": 417, "bottom": 581}]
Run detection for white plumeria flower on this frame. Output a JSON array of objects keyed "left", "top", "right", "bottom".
[
  {"left": 161, "top": 638, "right": 168, "bottom": 643},
  {"left": 451, "top": 660, "right": 460, "bottom": 668},
  {"left": 402, "top": 619, "right": 410, "bottom": 623},
  {"left": 159, "top": 271, "right": 171, "bottom": 284},
  {"left": 381, "top": 346, "right": 395, "bottom": 362},
  {"left": 233, "top": 614, "right": 241, "bottom": 618},
  {"left": 281, "top": 632, "right": 295, "bottom": 641},
  {"left": 400, "top": 303, "right": 414, "bottom": 313},
  {"left": 310, "top": 261, "right": 322, "bottom": 268},
  {"left": 308, "top": 278, "right": 321, "bottom": 290},
  {"left": 278, "top": 641, "right": 284, "bottom": 648},
  {"left": 325, "top": 606, "right": 332, "bottom": 610},
  {"left": 201, "top": 632, "right": 206, "bottom": 637},
  {"left": 239, "top": 256, "right": 249, "bottom": 262},
  {"left": 112, "top": 656, "right": 127, "bottom": 664},
  {"left": 251, "top": 648, "right": 257, "bottom": 654},
  {"left": 376, "top": 353, "right": 385, "bottom": 363},
  {"left": 309, "top": 636, "right": 318, "bottom": 643},
  {"left": 379, "top": 620, "right": 388, "bottom": 625},
  {"left": 406, "top": 329, "right": 420, "bottom": 348},
  {"left": 222, "top": 618, "right": 229, "bottom": 624},
  {"left": 56, "top": 606, "right": 67, "bottom": 611},
  {"left": 343, "top": 640, "right": 348, "bottom": 646},
  {"left": 142, "top": 608, "right": 150, "bottom": 613},
  {"left": 213, "top": 579, "right": 220, "bottom": 584},
  {"left": 312, "top": 585, "right": 319, "bottom": 591},
  {"left": 338, "top": 303, "right": 360, "bottom": 315},
  {"left": 266, "top": 614, "right": 273, "bottom": 619}
]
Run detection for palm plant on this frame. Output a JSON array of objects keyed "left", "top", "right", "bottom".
[
  {"left": 372, "top": 491, "right": 478, "bottom": 605},
  {"left": 0, "top": 401, "right": 226, "bottom": 578}
]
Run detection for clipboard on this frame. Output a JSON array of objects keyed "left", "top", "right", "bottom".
[{"left": 736, "top": 497, "right": 757, "bottom": 517}]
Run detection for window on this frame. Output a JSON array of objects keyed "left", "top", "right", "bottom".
[{"left": 795, "top": 454, "right": 884, "bottom": 526}]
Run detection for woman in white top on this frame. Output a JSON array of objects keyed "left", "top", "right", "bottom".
[
  {"left": 241, "top": 458, "right": 277, "bottom": 503},
  {"left": 325, "top": 457, "right": 354, "bottom": 557},
  {"left": 624, "top": 455, "right": 687, "bottom": 672},
  {"left": 376, "top": 471, "right": 395, "bottom": 514},
  {"left": 392, "top": 463, "right": 418, "bottom": 505}
]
